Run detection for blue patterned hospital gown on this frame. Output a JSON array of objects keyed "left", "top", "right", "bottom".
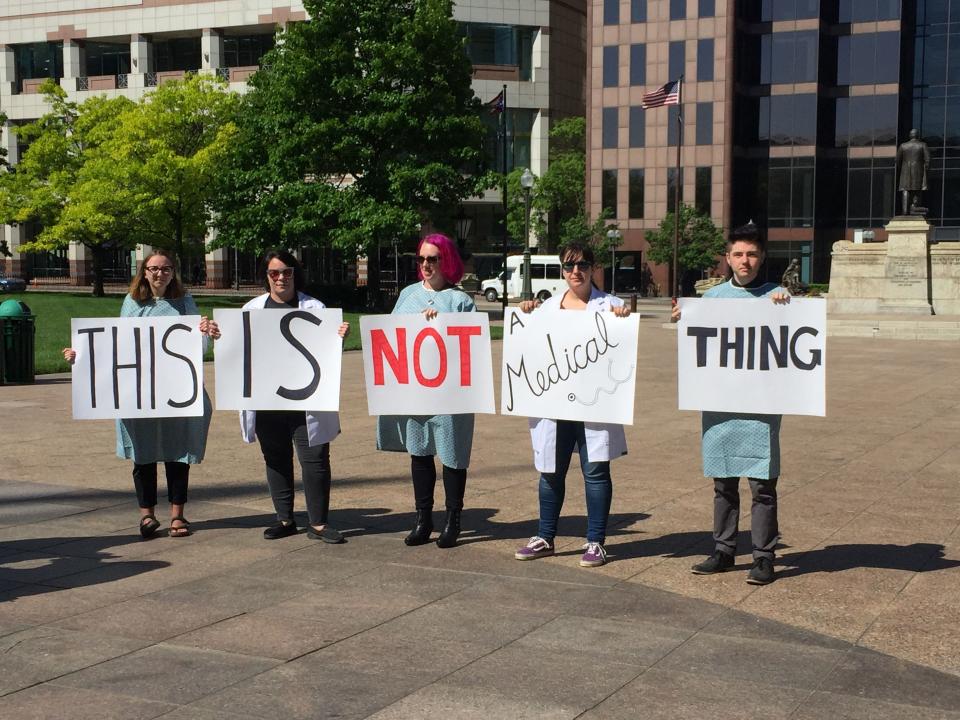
[
  {"left": 375, "top": 282, "right": 476, "bottom": 469},
  {"left": 700, "top": 279, "right": 784, "bottom": 480}
]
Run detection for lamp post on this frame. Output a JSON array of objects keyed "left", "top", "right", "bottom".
[
  {"left": 606, "top": 227, "right": 622, "bottom": 296},
  {"left": 520, "top": 167, "right": 535, "bottom": 301}
]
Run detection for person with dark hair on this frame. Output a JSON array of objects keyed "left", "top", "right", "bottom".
[
  {"left": 377, "top": 233, "right": 475, "bottom": 548},
  {"left": 63, "top": 251, "right": 220, "bottom": 538},
  {"left": 513, "top": 242, "right": 632, "bottom": 568},
  {"left": 238, "top": 249, "right": 350, "bottom": 542},
  {"left": 671, "top": 221, "right": 790, "bottom": 585}
]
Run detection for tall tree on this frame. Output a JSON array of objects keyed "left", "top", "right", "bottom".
[
  {"left": 645, "top": 203, "right": 726, "bottom": 292},
  {"left": 0, "top": 81, "right": 135, "bottom": 295},
  {"left": 212, "top": 0, "right": 489, "bottom": 276}
]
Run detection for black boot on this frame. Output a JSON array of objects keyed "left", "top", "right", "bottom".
[
  {"left": 436, "top": 510, "right": 461, "bottom": 548},
  {"left": 404, "top": 509, "right": 433, "bottom": 546}
]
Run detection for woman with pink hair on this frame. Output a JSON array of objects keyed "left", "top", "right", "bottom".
[{"left": 376, "top": 233, "right": 476, "bottom": 548}]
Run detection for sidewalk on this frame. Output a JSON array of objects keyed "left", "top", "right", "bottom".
[{"left": 1, "top": 320, "right": 959, "bottom": 718}]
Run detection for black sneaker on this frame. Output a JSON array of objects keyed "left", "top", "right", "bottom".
[
  {"left": 747, "top": 556, "right": 775, "bottom": 585},
  {"left": 691, "top": 551, "right": 735, "bottom": 575},
  {"left": 263, "top": 521, "right": 298, "bottom": 540},
  {"left": 307, "top": 525, "right": 344, "bottom": 544}
]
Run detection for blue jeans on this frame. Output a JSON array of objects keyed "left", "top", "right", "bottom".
[{"left": 538, "top": 421, "right": 612, "bottom": 544}]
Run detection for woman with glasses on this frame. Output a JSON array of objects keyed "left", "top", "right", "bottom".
[
  {"left": 377, "top": 233, "right": 475, "bottom": 548},
  {"left": 513, "top": 242, "right": 631, "bottom": 568},
  {"left": 238, "top": 250, "right": 350, "bottom": 543},
  {"left": 63, "top": 251, "right": 219, "bottom": 538}
]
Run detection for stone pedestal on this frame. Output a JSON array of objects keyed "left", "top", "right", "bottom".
[{"left": 878, "top": 217, "right": 933, "bottom": 315}]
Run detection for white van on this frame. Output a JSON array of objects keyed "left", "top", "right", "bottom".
[{"left": 480, "top": 255, "right": 565, "bottom": 303}]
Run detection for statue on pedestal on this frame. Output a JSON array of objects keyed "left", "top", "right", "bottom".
[
  {"left": 897, "top": 129, "right": 930, "bottom": 217},
  {"left": 781, "top": 258, "right": 804, "bottom": 295}
]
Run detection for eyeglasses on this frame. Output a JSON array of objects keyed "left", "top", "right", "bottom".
[
  {"left": 267, "top": 268, "right": 294, "bottom": 280},
  {"left": 416, "top": 255, "right": 441, "bottom": 266},
  {"left": 145, "top": 265, "right": 174, "bottom": 275},
  {"left": 562, "top": 261, "right": 593, "bottom": 272}
]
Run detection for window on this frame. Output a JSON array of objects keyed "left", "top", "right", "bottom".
[
  {"left": 761, "top": 31, "right": 818, "bottom": 84},
  {"left": 668, "top": 105, "right": 682, "bottom": 146},
  {"left": 629, "top": 106, "right": 645, "bottom": 147},
  {"left": 837, "top": 95, "right": 898, "bottom": 147},
  {"left": 630, "top": 44, "right": 646, "bottom": 86},
  {"left": 696, "top": 166, "right": 712, "bottom": 215},
  {"left": 670, "top": 0, "right": 686, "bottom": 20},
  {"left": 697, "top": 39, "right": 714, "bottom": 82},
  {"left": 760, "top": 94, "right": 817, "bottom": 146},
  {"left": 847, "top": 158, "right": 895, "bottom": 227},
  {"left": 602, "top": 170, "right": 618, "bottom": 216},
  {"left": 223, "top": 35, "right": 275, "bottom": 68},
  {"left": 461, "top": 24, "right": 537, "bottom": 80},
  {"left": 629, "top": 169, "right": 645, "bottom": 218},
  {"left": 85, "top": 42, "right": 131, "bottom": 76},
  {"left": 838, "top": 32, "right": 899, "bottom": 85},
  {"left": 603, "top": 107, "right": 619, "bottom": 149},
  {"left": 603, "top": 46, "right": 619, "bottom": 88},
  {"left": 604, "top": 0, "right": 619, "bottom": 25},
  {"left": 667, "top": 167, "right": 684, "bottom": 209},
  {"left": 669, "top": 41, "right": 685, "bottom": 81},
  {"left": 838, "top": 0, "right": 900, "bottom": 22},
  {"left": 480, "top": 109, "right": 536, "bottom": 171},
  {"left": 761, "top": 0, "right": 819, "bottom": 21},
  {"left": 768, "top": 157, "right": 815, "bottom": 227},
  {"left": 154, "top": 38, "right": 202, "bottom": 72},
  {"left": 696, "top": 102, "right": 713, "bottom": 145},
  {"left": 14, "top": 42, "right": 63, "bottom": 82},
  {"left": 699, "top": 0, "right": 715, "bottom": 17},
  {"left": 632, "top": 0, "right": 648, "bottom": 22}
]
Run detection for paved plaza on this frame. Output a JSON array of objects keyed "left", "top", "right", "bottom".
[{"left": 1, "top": 310, "right": 960, "bottom": 718}]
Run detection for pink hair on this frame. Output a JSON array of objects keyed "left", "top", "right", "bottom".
[{"left": 417, "top": 233, "right": 464, "bottom": 286}]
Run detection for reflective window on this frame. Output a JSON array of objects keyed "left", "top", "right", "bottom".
[
  {"left": 223, "top": 35, "right": 274, "bottom": 68},
  {"left": 85, "top": 42, "right": 131, "bottom": 76},
  {"left": 668, "top": 105, "right": 681, "bottom": 146},
  {"left": 839, "top": 0, "right": 900, "bottom": 22},
  {"left": 604, "top": 0, "right": 619, "bottom": 25},
  {"left": 917, "top": 0, "right": 949, "bottom": 25},
  {"left": 761, "top": 0, "right": 819, "bottom": 21},
  {"left": 699, "top": 0, "right": 715, "bottom": 17},
  {"left": 697, "top": 39, "right": 714, "bottom": 82},
  {"left": 630, "top": 44, "right": 646, "bottom": 86},
  {"left": 603, "top": 46, "right": 619, "bottom": 87},
  {"left": 629, "top": 169, "right": 645, "bottom": 218},
  {"left": 461, "top": 23, "right": 536, "bottom": 79},
  {"left": 667, "top": 167, "right": 684, "bottom": 209},
  {"left": 670, "top": 0, "right": 686, "bottom": 20},
  {"left": 632, "top": 0, "right": 648, "bottom": 22},
  {"left": 602, "top": 170, "right": 618, "bottom": 216},
  {"left": 838, "top": 32, "right": 900, "bottom": 85},
  {"left": 603, "top": 107, "right": 619, "bottom": 149},
  {"left": 480, "top": 109, "right": 536, "bottom": 171},
  {"left": 696, "top": 166, "right": 712, "bottom": 215},
  {"left": 847, "top": 158, "right": 895, "bottom": 227},
  {"left": 154, "top": 38, "right": 202, "bottom": 72},
  {"left": 629, "top": 106, "right": 645, "bottom": 147},
  {"left": 696, "top": 102, "right": 713, "bottom": 145},
  {"left": 761, "top": 94, "right": 817, "bottom": 146},
  {"left": 669, "top": 41, "right": 685, "bottom": 81},
  {"left": 768, "top": 157, "right": 815, "bottom": 227},
  {"left": 761, "top": 31, "right": 818, "bottom": 84},
  {"left": 838, "top": 95, "right": 898, "bottom": 147}
]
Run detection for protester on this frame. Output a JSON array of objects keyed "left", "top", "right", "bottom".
[
  {"left": 238, "top": 250, "right": 349, "bottom": 542},
  {"left": 63, "top": 251, "right": 219, "bottom": 539},
  {"left": 671, "top": 221, "right": 790, "bottom": 585},
  {"left": 513, "top": 242, "right": 631, "bottom": 568},
  {"left": 376, "top": 233, "right": 475, "bottom": 548}
]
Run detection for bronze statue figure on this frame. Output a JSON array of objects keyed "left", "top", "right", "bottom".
[
  {"left": 897, "top": 129, "right": 930, "bottom": 216},
  {"left": 781, "top": 258, "right": 803, "bottom": 296}
]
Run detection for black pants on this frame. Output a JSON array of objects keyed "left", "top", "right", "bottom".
[
  {"left": 713, "top": 477, "right": 779, "bottom": 560},
  {"left": 256, "top": 411, "right": 331, "bottom": 526},
  {"left": 411, "top": 455, "right": 466, "bottom": 512},
  {"left": 132, "top": 462, "right": 190, "bottom": 509}
]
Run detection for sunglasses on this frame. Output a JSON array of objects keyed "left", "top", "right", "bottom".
[
  {"left": 145, "top": 265, "right": 174, "bottom": 275},
  {"left": 416, "top": 255, "right": 441, "bottom": 265},
  {"left": 562, "top": 261, "right": 593, "bottom": 272},
  {"left": 267, "top": 268, "right": 294, "bottom": 280}
]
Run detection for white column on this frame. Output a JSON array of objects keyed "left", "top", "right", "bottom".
[
  {"left": 201, "top": 29, "right": 224, "bottom": 76},
  {"left": 129, "top": 34, "right": 152, "bottom": 88},
  {"left": 0, "top": 45, "right": 16, "bottom": 96},
  {"left": 61, "top": 39, "right": 85, "bottom": 90}
]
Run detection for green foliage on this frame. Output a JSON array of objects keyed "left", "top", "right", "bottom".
[
  {"left": 645, "top": 203, "right": 725, "bottom": 274},
  {"left": 212, "top": 0, "right": 489, "bottom": 257}
]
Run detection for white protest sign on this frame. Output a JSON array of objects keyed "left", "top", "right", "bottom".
[
  {"left": 214, "top": 308, "right": 343, "bottom": 411},
  {"left": 677, "top": 297, "right": 826, "bottom": 416},
  {"left": 71, "top": 315, "right": 204, "bottom": 420},
  {"left": 359, "top": 313, "right": 494, "bottom": 416},
  {"left": 500, "top": 308, "right": 639, "bottom": 425}
]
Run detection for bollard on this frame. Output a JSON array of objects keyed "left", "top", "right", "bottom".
[{"left": 630, "top": 294, "right": 637, "bottom": 313}]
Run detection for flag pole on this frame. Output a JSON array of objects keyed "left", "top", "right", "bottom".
[
  {"left": 672, "top": 76, "right": 683, "bottom": 299},
  {"left": 500, "top": 84, "right": 509, "bottom": 315}
]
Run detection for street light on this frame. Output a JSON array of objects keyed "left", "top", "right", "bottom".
[
  {"left": 606, "top": 227, "right": 622, "bottom": 296},
  {"left": 520, "top": 168, "right": 535, "bottom": 302}
]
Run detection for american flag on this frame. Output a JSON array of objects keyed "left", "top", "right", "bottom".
[
  {"left": 641, "top": 79, "right": 681, "bottom": 109},
  {"left": 486, "top": 90, "right": 505, "bottom": 114}
]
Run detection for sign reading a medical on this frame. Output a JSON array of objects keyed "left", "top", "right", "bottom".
[
  {"left": 214, "top": 308, "right": 343, "bottom": 411},
  {"left": 71, "top": 316, "right": 204, "bottom": 420},
  {"left": 677, "top": 297, "right": 826, "bottom": 416},
  {"left": 360, "top": 313, "right": 494, "bottom": 415},
  {"left": 500, "top": 308, "right": 639, "bottom": 425}
]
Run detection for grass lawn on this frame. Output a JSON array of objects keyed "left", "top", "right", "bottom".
[{"left": 4, "top": 291, "right": 500, "bottom": 375}]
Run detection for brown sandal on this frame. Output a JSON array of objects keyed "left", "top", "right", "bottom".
[
  {"left": 139, "top": 513, "right": 161, "bottom": 539},
  {"left": 168, "top": 516, "right": 192, "bottom": 538}
]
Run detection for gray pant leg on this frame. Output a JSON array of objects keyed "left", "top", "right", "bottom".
[
  {"left": 748, "top": 478, "right": 779, "bottom": 560},
  {"left": 713, "top": 477, "right": 740, "bottom": 556}
]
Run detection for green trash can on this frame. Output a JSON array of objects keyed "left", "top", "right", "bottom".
[{"left": 0, "top": 299, "right": 35, "bottom": 384}]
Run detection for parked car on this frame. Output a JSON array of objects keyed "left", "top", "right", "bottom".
[{"left": 0, "top": 272, "right": 26, "bottom": 293}]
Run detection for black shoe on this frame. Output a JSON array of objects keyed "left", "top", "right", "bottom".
[
  {"left": 307, "top": 525, "right": 344, "bottom": 544},
  {"left": 436, "top": 510, "right": 461, "bottom": 549},
  {"left": 747, "top": 556, "right": 775, "bottom": 585},
  {"left": 404, "top": 509, "right": 433, "bottom": 546},
  {"left": 263, "top": 521, "right": 298, "bottom": 540},
  {"left": 691, "top": 551, "right": 735, "bottom": 575}
]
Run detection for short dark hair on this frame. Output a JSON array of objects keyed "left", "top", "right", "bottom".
[
  {"left": 727, "top": 221, "right": 765, "bottom": 252},
  {"left": 260, "top": 249, "right": 306, "bottom": 292},
  {"left": 558, "top": 242, "right": 595, "bottom": 265}
]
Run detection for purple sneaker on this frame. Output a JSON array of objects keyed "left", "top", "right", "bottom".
[
  {"left": 514, "top": 536, "right": 554, "bottom": 561},
  {"left": 580, "top": 542, "right": 607, "bottom": 567}
]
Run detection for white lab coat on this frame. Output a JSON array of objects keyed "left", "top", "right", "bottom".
[
  {"left": 238, "top": 292, "right": 341, "bottom": 447},
  {"left": 528, "top": 287, "right": 629, "bottom": 473}
]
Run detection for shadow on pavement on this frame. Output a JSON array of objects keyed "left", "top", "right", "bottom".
[{"left": 775, "top": 542, "right": 960, "bottom": 578}]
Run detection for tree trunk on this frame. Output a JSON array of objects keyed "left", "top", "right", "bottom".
[
  {"left": 366, "top": 243, "right": 382, "bottom": 310},
  {"left": 89, "top": 243, "right": 105, "bottom": 297}
]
